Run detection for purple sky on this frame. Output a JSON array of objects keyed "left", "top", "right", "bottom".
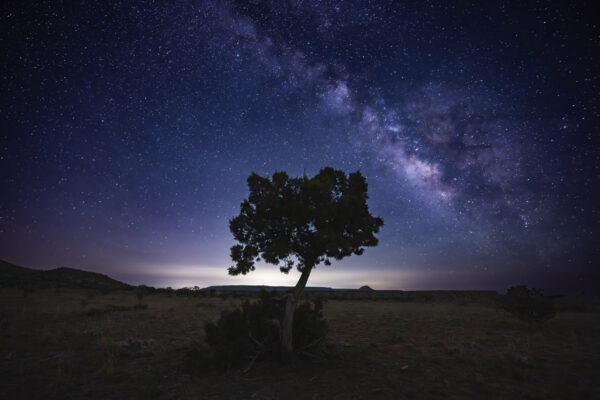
[{"left": 1, "top": 1, "right": 598, "bottom": 294}]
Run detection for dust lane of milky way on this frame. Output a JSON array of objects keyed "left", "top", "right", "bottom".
[{"left": 1, "top": 1, "right": 598, "bottom": 294}]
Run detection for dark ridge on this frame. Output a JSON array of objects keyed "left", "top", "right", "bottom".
[{"left": 0, "top": 259, "right": 132, "bottom": 291}]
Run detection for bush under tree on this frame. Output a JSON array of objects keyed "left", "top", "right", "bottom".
[{"left": 204, "top": 290, "right": 326, "bottom": 369}]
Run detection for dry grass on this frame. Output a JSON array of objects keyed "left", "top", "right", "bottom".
[{"left": 0, "top": 288, "right": 598, "bottom": 399}]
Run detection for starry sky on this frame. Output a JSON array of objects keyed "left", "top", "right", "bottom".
[{"left": 1, "top": 1, "right": 598, "bottom": 294}]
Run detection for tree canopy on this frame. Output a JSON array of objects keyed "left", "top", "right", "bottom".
[{"left": 229, "top": 167, "right": 383, "bottom": 276}]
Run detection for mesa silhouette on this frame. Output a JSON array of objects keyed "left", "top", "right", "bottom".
[{"left": 0, "top": 259, "right": 131, "bottom": 291}]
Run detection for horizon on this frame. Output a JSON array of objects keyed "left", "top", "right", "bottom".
[
  {"left": 1, "top": 1, "right": 598, "bottom": 296},
  {"left": 3, "top": 258, "right": 594, "bottom": 296}
]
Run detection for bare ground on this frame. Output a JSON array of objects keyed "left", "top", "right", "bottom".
[{"left": 1, "top": 288, "right": 599, "bottom": 399}]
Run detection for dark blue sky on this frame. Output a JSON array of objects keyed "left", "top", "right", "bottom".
[{"left": 1, "top": 0, "right": 598, "bottom": 293}]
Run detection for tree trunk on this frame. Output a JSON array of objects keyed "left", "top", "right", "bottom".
[{"left": 280, "top": 264, "right": 313, "bottom": 361}]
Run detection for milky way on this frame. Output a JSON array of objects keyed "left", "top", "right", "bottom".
[{"left": 1, "top": 1, "right": 598, "bottom": 293}]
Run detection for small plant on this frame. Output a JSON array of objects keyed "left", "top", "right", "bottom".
[
  {"left": 500, "top": 285, "right": 556, "bottom": 326},
  {"left": 204, "top": 290, "right": 327, "bottom": 369}
]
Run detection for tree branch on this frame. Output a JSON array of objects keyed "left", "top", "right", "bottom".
[
  {"left": 248, "top": 333, "right": 264, "bottom": 349},
  {"left": 243, "top": 350, "right": 264, "bottom": 374}
]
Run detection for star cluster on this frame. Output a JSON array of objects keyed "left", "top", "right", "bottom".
[{"left": 1, "top": 0, "right": 598, "bottom": 293}]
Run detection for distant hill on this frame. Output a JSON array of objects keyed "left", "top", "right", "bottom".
[{"left": 0, "top": 259, "right": 131, "bottom": 291}]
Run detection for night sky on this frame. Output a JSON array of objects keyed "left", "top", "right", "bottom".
[{"left": 1, "top": 1, "right": 598, "bottom": 294}]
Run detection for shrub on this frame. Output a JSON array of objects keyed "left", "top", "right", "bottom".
[
  {"left": 204, "top": 290, "right": 327, "bottom": 368},
  {"left": 500, "top": 285, "right": 556, "bottom": 326},
  {"left": 205, "top": 308, "right": 255, "bottom": 369},
  {"left": 135, "top": 285, "right": 150, "bottom": 302},
  {"left": 292, "top": 297, "right": 326, "bottom": 349}
]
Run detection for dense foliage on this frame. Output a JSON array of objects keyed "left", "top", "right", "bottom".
[{"left": 228, "top": 167, "right": 383, "bottom": 276}]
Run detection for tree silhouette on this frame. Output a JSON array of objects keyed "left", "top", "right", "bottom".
[{"left": 229, "top": 167, "right": 383, "bottom": 358}]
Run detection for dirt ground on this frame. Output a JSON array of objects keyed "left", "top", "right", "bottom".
[{"left": 1, "top": 288, "right": 599, "bottom": 399}]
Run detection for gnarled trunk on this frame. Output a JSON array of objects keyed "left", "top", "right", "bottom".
[{"left": 280, "top": 264, "right": 313, "bottom": 361}]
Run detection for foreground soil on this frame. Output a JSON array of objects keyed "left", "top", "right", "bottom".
[{"left": 1, "top": 288, "right": 599, "bottom": 399}]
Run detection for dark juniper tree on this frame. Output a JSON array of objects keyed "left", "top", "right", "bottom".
[{"left": 229, "top": 167, "right": 383, "bottom": 358}]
